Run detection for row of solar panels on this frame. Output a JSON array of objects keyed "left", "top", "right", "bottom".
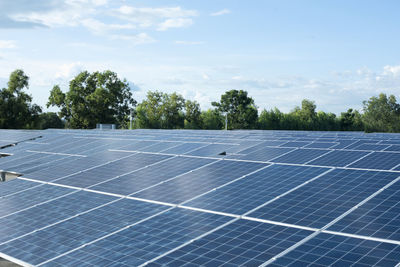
[{"left": 1, "top": 129, "right": 400, "bottom": 266}]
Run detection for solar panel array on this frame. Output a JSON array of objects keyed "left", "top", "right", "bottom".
[{"left": 0, "top": 129, "right": 400, "bottom": 266}]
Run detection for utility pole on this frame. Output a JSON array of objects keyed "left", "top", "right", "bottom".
[
  {"left": 224, "top": 112, "right": 228, "bottom": 130},
  {"left": 130, "top": 110, "right": 133, "bottom": 130}
]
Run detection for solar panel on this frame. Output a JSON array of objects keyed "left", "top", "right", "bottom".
[
  {"left": 133, "top": 160, "right": 267, "bottom": 204},
  {"left": 268, "top": 233, "right": 400, "bottom": 266},
  {"left": 248, "top": 169, "right": 399, "bottom": 228},
  {"left": 184, "top": 164, "right": 329, "bottom": 215},
  {"left": 1, "top": 129, "right": 400, "bottom": 266},
  {"left": 271, "top": 148, "right": 330, "bottom": 164},
  {"left": 348, "top": 152, "right": 400, "bottom": 170},
  {"left": 328, "top": 179, "right": 400, "bottom": 241}
]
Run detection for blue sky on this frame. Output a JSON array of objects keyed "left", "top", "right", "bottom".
[{"left": 1, "top": 0, "right": 400, "bottom": 114}]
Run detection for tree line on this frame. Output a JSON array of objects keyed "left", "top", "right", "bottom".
[{"left": 1, "top": 69, "right": 399, "bottom": 132}]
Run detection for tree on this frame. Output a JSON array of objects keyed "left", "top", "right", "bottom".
[
  {"left": 37, "top": 112, "right": 64, "bottom": 129},
  {"left": 47, "top": 70, "right": 136, "bottom": 129},
  {"left": 362, "top": 93, "right": 400, "bottom": 132},
  {"left": 258, "top": 108, "right": 283, "bottom": 130},
  {"left": 0, "top": 69, "right": 42, "bottom": 129},
  {"left": 136, "top": 91, "right": 185, "bottom": 129},
  {"left": 201, "top": 109, "right": 224, "bottom": 130},
  {"left": 212, "top": 90, "right": 258, "bottom": 129},
  {"left": 184, "top": 100, "right": 202, "bottom": 129},
  {"left": 339, "top": 109, "right": 363, "bottom": 131}
]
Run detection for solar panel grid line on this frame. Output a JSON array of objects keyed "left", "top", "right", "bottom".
[
  {"left": 120, "top": 157, "right": 221, "bottom": 197},
  {"left": 83, "top": 155, "right": 178, "bottom": 190},
  {"left": 36, "top": 206, "right": 177, "bottom": 267},
  {"left": 343, "top": 151, "right": 374, "bottom": 168},
  {"left": 109, "top": 148, "right": 400, "bottom": 173},
  {"left": 0, "top": 180, "right": 43, "bottom": 199},
  {"left": 0, "top": 251, "right": 32, "bottom": 267},
  {"left": 316, "top": 175, "right": 400, "bottom": 234},
  {"left": 137, "top": 217, "right": 240, "bottom": 267},
  {"left": 0, "top": 189, "right": 78, "bottom": 221},
  {"left": 161, "top": 142, "right": 211, "bottom": 155},
  {"left": 260, "top": 231, "right": 321, "bottom": 267},
  {"left": 242, "top": 216, "right": 320, "bottom": 232},
  {"left": 24, "top": 151, "right": 83, "bottom": 158},
  {"left": 322, "top": 229, "right": 400, "bottom": 246},
  {"left": 0, "top": 190, "right": 124, "bottom": 247},
  {"left": 383, "top": 144, "right": 394, "bottom": 151},
  {"left": 303, "top": 149, "right": 334, "bottom": 165},
  {"left": 75, "top": 135, "right": 241, "bottom": 146},
  {"left": 46, "top": 152, "right": 137, "bottom": 183},
  {"left": 178, "top": 205, "right": 239, "bottom": 218},
  {"left": 177, "top": 163, "right": 273, "bottom": 206},
  {"left": 239, "top": 167, "right": 335, "bottom": 217},
  {"left": 390, "top": 162, "right": 400, "bottom": 170},
  {"left": 263, "top": 147, "right": 300, "bottom": 162},
  {"left": 109, "top": 149, "right": 222, "bottom": 161},
  {"left": 13, "top": 155, "right": 73, "bottom": 174}
]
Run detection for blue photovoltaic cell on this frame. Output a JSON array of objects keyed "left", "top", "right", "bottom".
[
  {"left": 279, "top": 141, "right": 311, "bottom": 148},
  {"left": 55, "top": 153, "right": 171, "bottom": 188},
  {"left": 329, "top": 140, "right": 357, "bottom": 149},
  {"left": 0, "top": 184, "right": 75, "bottom": 217},
  {"left": 151, "top": 220, "right": 311, "bottom": 267},
  {"left": 161, "top": 142, "right": 207, "bottom": 154},
  {"left": 0, "top": 153, "right": 51, "bottom": 170},
  {"left": 269, "top": 233, "right": 400, "bottom": 267},
  {"left": 4, "top": 155, "right": 69, "bottom": 173},
  {"left": 23, "top": 151, "right": 133, "bottom": 182},
  {"left": 139, "top": 142, "right": 182, "bottom": 153},
  {"left": 384, "top": 144, "right": 400, "bottom": 152},
  {"left": 185, "top": 164, "right": 329, "bottom": 215},
  {"left": 235, "top": 140, "right": 288, "bottom": 154},
  {"left": 185, "top": 143, "right": 238, "bottom": 157},
  {"left": 248, "top": 169, "right": 400, "bottom": 228},
  {"left": 91, "top": 157, "right": 215, "bottom": 195},
  {"left": 307, "top": 150, "right": 370, "bottom": 167},
  {"left": 0, "top": 199, "right": 168, "bottom": 266},
  {"left": 271, "top": 148, "right": 330, "bottom": 164},
  {"left": 353, "top": 143, "right": 391, "bottom": 151},
  {"left": 235, "top": 147, "right": 294, "bottom": 162},
  {"left": 118, "top": 141, "right": 165, "bottom": 151},
  {"left": 0, "top": 191, "right": 116, "bottom": 243},
  {"left": 328, "top": 180, "right": 400, "bottom": 241},
  {"left": 303, "top": 142, "right": 337, "bottom": 149},
  {"left": 344, "top": 140, "right": 379, "bottom": 149},
  {"left": 348, "top": 152, "right": 400, "bottom": 170},
  {"left": 134, "top": 160, "right": 267, "bottom": 204},
  {"left": 0, "top": 179, "right": 39, "bottom": 197},
  {"left": 43, "top": 209, "right": 231, "bottom": 267}
]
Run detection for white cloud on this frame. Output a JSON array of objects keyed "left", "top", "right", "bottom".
[
  {"left": 210, "top": 9, "right": 231, "bottom": 16},
  {"left": 175, "top": 40, "right": 204, "bottom": 45},
  {"left": 157, "top": 18, "right": 193, "bottom": 31},
  {"left": 114, "top": 6, "right": 197, "bottom": 30},
  {"left": 110, "top": 33, "right": 156, "bottom": 45},
  {"left": 55, "top": 62, "right": 84, "bottom": 80},
  {"left": 81, "top": 18, "right": 135, "bottom": 35},
  {"left": 0, "top": 40, "right": 16, "bottom": 49}
]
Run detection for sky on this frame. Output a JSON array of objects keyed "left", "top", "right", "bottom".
[{"left": 1, "top": 0, "right": 400, "bottom": 114}]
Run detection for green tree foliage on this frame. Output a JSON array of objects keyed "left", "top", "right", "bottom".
[
  {"left": 47, "top": 70, "right": 135, "bottom": 129},
  {"left": 0, "top": 69, "right": 42, "bottom": 129},
  {"left": 362, "top": 93, "right": 400, "bottom": 132},
  {"left": 184, "top": 100, "right": 202, "bottom": 129},
  {"left": 212, "top": 90, "right": 258, "bottom": 129},
  {"left": 339, "top": 109, "right": 364, "bottom": 131},
  {"left": 258, "top": 108, "right": 284, "bottom": 130},
  {"left": 37, "top": 112, "right": 64, "bottom": 129},
  {"left": 201, "top": 109, "right": 224, "bottom": 130},
  {"left": 136, "top": 91, "right": 185, "bottom": 129}
]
